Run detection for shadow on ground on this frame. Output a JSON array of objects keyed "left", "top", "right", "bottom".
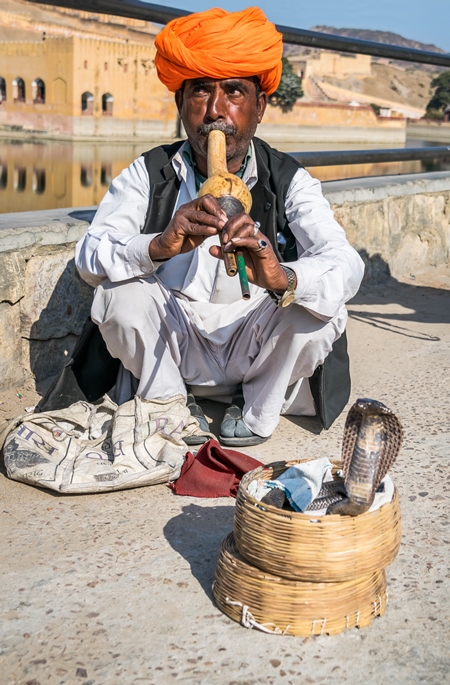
[
  {"left": 68, "top": 209, "right": 96, "bottom": 223},
  {"left": 348, "top": 276, "right": 450, "bottom": 342},
  {"left": 283, "top": 414, "right": 323, "bottom": 434},
  {"left": 163, "top": 503, "right": 235, "bottom": 600}
]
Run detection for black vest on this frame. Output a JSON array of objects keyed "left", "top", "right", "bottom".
[
  {"left": 141, "top": 137, "right": 301, "bottom": 262},
  {"left": 39, "top": 138, "right": 350, "bottom": 429}
]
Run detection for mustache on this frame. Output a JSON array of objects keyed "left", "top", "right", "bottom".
[{"left": 197, "top": 122, "right": 237, "bottom": 136}]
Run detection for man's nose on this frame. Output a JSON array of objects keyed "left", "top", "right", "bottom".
[{"left": 205, "top": 88, "right": 226, "bottom": 121}]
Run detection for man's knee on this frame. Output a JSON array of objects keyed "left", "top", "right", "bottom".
[
  {"left": 91, "top": 276, "right": 161, "bottom": 329},
  {"left": 273, "top": 304, "right": 337, "bottom": 346}
]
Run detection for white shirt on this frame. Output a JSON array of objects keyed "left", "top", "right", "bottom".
[{"left": 75, "top": 140, "right": 364, "bottom": 327}]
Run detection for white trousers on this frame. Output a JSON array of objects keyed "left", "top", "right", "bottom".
[{"left": 91, "top": 276, "right": 344, "bottom": 437}]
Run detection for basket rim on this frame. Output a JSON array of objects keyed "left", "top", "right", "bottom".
[{"left": 239, "top": 457, "right": 397, "bottom": 521}]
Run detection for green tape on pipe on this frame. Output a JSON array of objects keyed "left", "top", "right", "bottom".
[{"left": 236, "top": 251, "right": 250, "bottom": 300}]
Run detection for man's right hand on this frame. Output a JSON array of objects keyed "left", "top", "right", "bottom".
[{"left": 148, "top": 194, "right": 227, "bottom": 261}]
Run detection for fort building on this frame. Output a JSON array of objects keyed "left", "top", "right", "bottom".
[
  {"left": 290, "top": 52, "right": 373, "bottom": 80},
  {"left": 0, "top": 34, "right": 178, "bottom": 139}
]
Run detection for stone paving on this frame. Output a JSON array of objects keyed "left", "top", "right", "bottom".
[{"left": 1, "top": 273, "right": 450, "bottom": 685}]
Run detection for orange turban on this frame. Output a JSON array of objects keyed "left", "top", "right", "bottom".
[{"left": 154, "top": 7, "right": 283, "bottom": 96}]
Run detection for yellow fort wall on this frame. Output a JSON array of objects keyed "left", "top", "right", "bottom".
[
  {"left": 0, "top": 35, "right": 178, "bottom": 137},
  {"left": 0, "top": 37, "right": 74, "bottom": 116},
  {"left": 71, "top": 36, "right": 173, "bottom": 121}
]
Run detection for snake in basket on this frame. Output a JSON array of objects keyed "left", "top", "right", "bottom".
[{"left": 313, "top": 398, "right": 404, "bottom": 516}]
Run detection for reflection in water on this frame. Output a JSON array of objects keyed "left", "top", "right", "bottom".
[
  {"left": 33, "top": 169, "right": 46, "bottom": 194},
  {"left": 101, "top": 163, "right": 112, "bottom": 187},
  {"left": 0, "top": 164, "right": 7, "bottom": 190},
  {"left": 0, "top": 138, "right": 449, "bottom": 214},
  {"left": 80, "top": 165, "right": 93, "bottom": 188},
  {"left": 0, "top": 139, "right": 165, "bottom": 213},
  {"left": 14, "top": 167, "right": 26, "bottom": 192}
]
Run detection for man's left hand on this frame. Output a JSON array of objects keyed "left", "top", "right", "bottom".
[{"left": 209, "top": 214, "right": 293, "bottom": 293}]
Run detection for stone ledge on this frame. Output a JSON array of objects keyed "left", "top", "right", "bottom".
[
  {"left": 0, "top": 207, "right": 96, "bottom": 253},
  {"left": 322, "top": 171, "right": 450, "bottom": 205}
]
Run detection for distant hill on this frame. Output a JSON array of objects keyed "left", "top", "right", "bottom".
[
  {"left": 311, "top": 27, "right": 445, "bottom": 55},
  {"left": 285, "top": 27, "right": 446, "bottom": 72},
  {"left": 0, "top": 0, "right": 159, "bottom": 42}
]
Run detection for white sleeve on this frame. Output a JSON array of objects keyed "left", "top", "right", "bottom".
[
  {"left": 283, "top": 168, "right": 365, "bottom": 320},
  {"left": 75, "top": 156, "right": 158, "bottom": 287}
]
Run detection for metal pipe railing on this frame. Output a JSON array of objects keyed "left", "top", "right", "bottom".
[
  {"left": 278, "top": 26, "right": 450, "bottom": 69},
  {"left": 29, "top": 0, "right": 450, "bottom": 68},
  {"left": 290, "top": 147, "right": 450, "bottom": 167}
]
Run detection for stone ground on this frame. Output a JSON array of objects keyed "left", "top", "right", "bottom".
[{"left": 1, "top": 272, "right": 450, "bottom": 685}]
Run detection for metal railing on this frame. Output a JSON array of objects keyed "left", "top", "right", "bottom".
[
  {"left": 28, "top": 0, "right": 450, "bottom": 171},
  {"left": 292, "top": 147, "right": 450, "bottom": 167}
]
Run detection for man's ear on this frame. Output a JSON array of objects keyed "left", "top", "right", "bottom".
[
  {"left": 175, "top": 88, "right": 183, "bottom": 115},
  {"left": 256, "top": 91, "right": 268, "bottom": 124}
]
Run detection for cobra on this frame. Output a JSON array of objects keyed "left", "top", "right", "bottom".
[{"left": 326, "top": 398, "right": 404, "bottom": 516}]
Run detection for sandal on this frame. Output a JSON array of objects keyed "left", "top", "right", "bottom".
[
  {"left": 184, "top": 392, "right": 211, "bottom": 446},
  {"left": 219, "top": 389, "right": 270, "bottom": 447}
]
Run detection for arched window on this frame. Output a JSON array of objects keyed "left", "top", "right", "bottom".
[
  {"left": 32, "top": 78, "right": 45, "bottom": 104},
  {"left": 0, "top": 78, "right": 6, "bottom": 103},
  {"left": 12, "top": 77, "right": 25, "bottom": 103},
  {"left": 81, "top": 91, "right": 94, "bottom": 115},
  {"left": 102, "top": 92, "right": 113, "bottom": 116},
  {"left": 53, "top": 78, "right": 66, "bottom": 104}
]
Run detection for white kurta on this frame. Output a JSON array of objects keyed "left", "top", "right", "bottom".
[{"left": 75, "top": 141, "right": 365, "bottom": 436}]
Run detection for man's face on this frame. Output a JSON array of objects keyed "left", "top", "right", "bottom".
[{"left": 175, "top": 77, "right": 267, "bottom": 175}]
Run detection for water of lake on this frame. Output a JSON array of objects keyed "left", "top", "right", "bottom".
[{"left": 0, "top": 137, "right": 449, "bottom": 214}]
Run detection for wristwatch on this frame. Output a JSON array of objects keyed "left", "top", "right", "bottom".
[{"left": 266, "top": 265, "right": 297, "bottom": 307}]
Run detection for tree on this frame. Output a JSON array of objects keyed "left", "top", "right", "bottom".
[
  {"left": 268, "top": 57, "right": 303, "bottom": 113},
  {"left": 425, "top": 71, "right": 450, "bottom": 119},
  {"left": 370, "top": 103, "right": 381, "bottom": 116}
]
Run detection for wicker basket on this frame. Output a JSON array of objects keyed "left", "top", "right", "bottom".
[
  {"left": 234, "top": 459, "right": 401, "bottom": 582},
  {"left": 213, "top": 532, "right": 387, "bottom": 637}
]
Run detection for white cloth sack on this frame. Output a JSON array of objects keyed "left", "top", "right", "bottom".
[{"left": 0, "top": 394, "right": 211, "bottom": 494}]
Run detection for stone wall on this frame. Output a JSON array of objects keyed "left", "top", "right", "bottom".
[
  {"left": 0, "top": 209, "right": 95, "bottom": 391},
  {"left": 1, "top": 172, "right": 449, "bottom": 392},
  {"left": 324, "top": 172, "right": 450, "bottom": 282}
]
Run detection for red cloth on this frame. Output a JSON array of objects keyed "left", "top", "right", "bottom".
[{"left": 169, "top": 439, "right": 263, "bottom": 498}]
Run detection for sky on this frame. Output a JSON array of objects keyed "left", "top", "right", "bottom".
[{"left": 149, "top": 0, "right": 450, "bottom": 52}]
